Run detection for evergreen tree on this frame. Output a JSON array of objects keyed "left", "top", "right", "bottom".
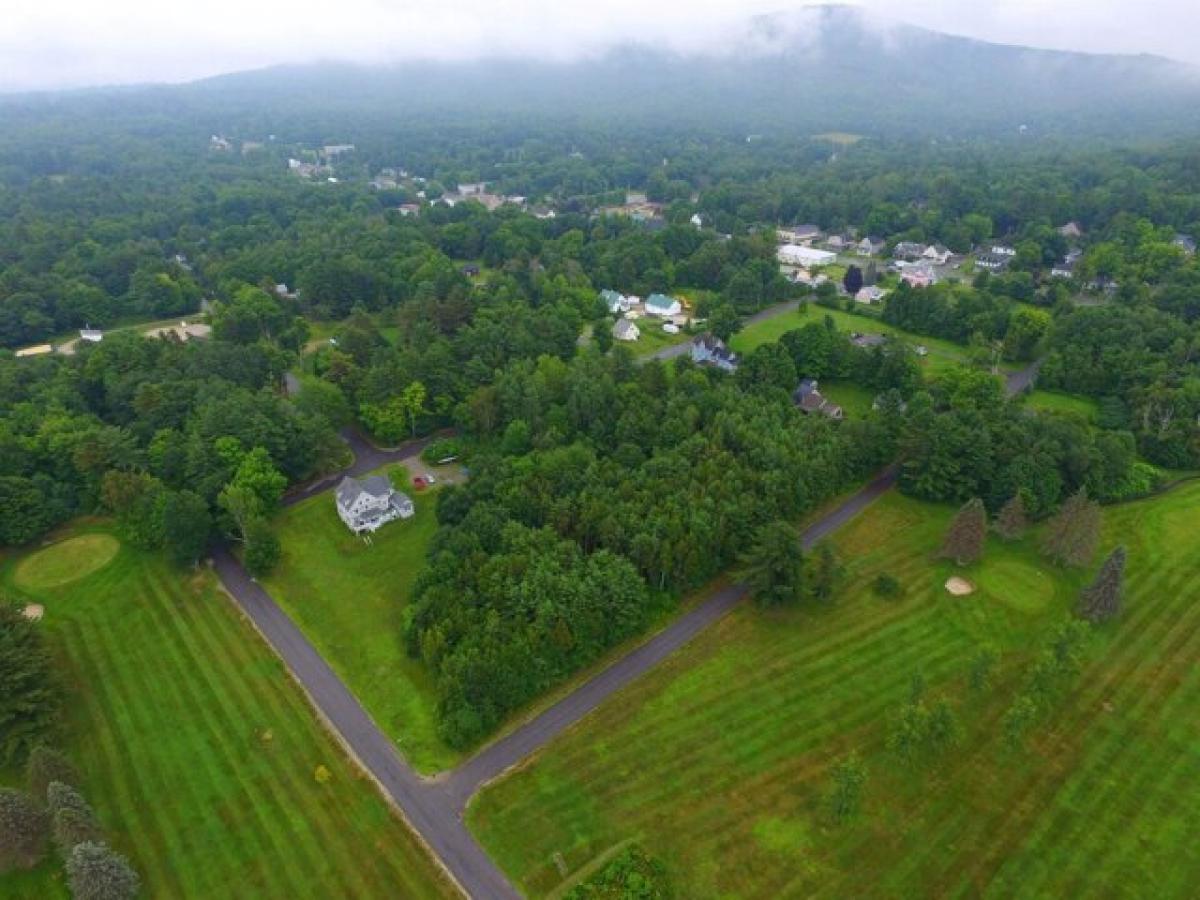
[
  {"left": 0, "top": 788, "right": 48, "bottom": 871},
  {"left": 994, "top": 491, "right": 1029, "bottom": 540},
  {"left": 67, "top": 842, "right": 140, "bottom": 900},
  {"left": 243, "top": 518, "right": 281, "bottom": 578},
  {"left": 939, "top": 498, "right": 987, "bottom": 565},
  {"left": 842, "top": 265, "right": 864, "bottom": 297},
  {"left": 1080, "top": 546, "right": 1126, "bottom": 622},
  {"left": 1042, "top": 488, "right": 1101, "bottom": 566},
  {"left": 826, "top": 752, "right": 867, "bottom": 823},
  {"left": 737, "top": 521, "right": 805, "bottom": 606},
  {"left": 807, "top": 542, "right": 841, "bottom": 604}
]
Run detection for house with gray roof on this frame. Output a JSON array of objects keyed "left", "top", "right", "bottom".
[
  {"left": 335, "top": 474, "right": 414, "bottom": 534},
  {"left": 691, "top": 334, "right": 739, "bottom": 371}
]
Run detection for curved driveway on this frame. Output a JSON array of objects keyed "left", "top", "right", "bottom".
[{"left": 214, "top": 361, "right": 1036, "bottom": 898}]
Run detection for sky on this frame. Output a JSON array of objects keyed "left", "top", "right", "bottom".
[{"left": 4, "top": 0, "right": 1200, "bottom": 92}]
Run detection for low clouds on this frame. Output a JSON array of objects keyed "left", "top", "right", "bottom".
[{"left": 3, "top": 0, "right": 1198, "bottom": 92}]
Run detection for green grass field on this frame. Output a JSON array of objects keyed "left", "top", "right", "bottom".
[
  {"left": 0, "top": 525, "right": 453, "bottom": 899},
  {"left": 470, "top": 484, "right": 1200, "bottom": 899},
  {"left": 732, "top": 304, "right": 1008, "bottom": 377},
  {"left": 262, "top": 465, "right": 456, "bottom": 773},
  {"left": 819, "top": 381, "right": 876, "bottom": 418},
  {"left": 627, "top": 320, "right": 689, "bottom": 358},
  {"left": 1025, "top": 389, "right": 1100, "bottom": 422}
]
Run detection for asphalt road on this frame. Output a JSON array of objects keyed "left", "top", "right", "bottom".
[
  {"left": 210, "top": 357, "right": 1039, "bottom": 898},
  {"left": 281, "top": 428, "right": 437, "bottom": 507}
]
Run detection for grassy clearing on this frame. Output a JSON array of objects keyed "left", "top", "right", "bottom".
[
  {"left": 732, "top": 303, "right": 1008, "bottom": 377},
  {"left": 0, "top": 525, "right": 454, "bottom": 900},
  {"left": 470, "top": 484, "right": 1200, "bottom": 899},
  {"left": 819, "top": 380, "right": 876, "bottom": 418},
  {"left": 14, "top": 533, "right": 120, "bottom": 590},
  {"left": 627, "top": 321, "right": 690, "bottom": 358},
  {"left": 262, "top": 464, "right": 456, "bottom": 773},
  {"left": 1025, "top": 389, "right": 1099, "bottom": 422}
]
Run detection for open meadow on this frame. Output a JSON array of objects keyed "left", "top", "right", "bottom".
[
  {"left": 0, "top": 524, "right": 453, "bottom": 899},
  {"left": 469, "top": 484, "right": 1200, "bottom": 899},
  {"left": 261, "top": 464, "right": 456, "bottom": 772}
]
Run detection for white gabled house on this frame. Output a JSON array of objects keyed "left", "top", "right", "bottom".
[
  {"left": 335, "top": 474, "right": 414, "bottom": 535},
  {"left": 613, "top": 319, "right": 640, "bottom": 342},
  {"left": 645, "top": 294, "right": 682, "bottom": 317}
]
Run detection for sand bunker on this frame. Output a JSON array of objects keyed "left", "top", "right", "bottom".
[
  {"left": 22, "top": 604, "right": 45, "bottom": 621},
  {"left": 944, "top": 576, "right": 976, "bottom": 596}
]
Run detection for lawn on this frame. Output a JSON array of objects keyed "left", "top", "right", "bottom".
[
  {"left": 0, "top": 525, "right": 454, "bottom": 900},
  {"left": 1025, "top": 389, "right": 1099, "bottom": 422},
  {"left": 819, "top": 380, "right": 876, "bottom": 418},
  {"left": 469, "top": 484, "right": 1200, "bottom": 899},
  {"left": 261, "top": 464, "right": 456, "bottom": 773},
  {"left": 732, "top": 303, "right": 1009, "bottom": 377},
  {"left": 627, "top": 320, "right": 691, "bottom": 358}
]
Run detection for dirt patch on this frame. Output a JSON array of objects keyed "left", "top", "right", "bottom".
[
  {"left": 22, "top": 604, "right": 45, "bottom": 621},
  {"left": 944, "top": 576, "right": 976, "bottom": 596}
]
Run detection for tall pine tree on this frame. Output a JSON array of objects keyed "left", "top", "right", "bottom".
[
  {"left": 994, "top": 491, "right": 1029, "bottom": 540},
  {"left": 1042, "top": 488, "right": 1101, "bottom": 567},
  {"left": 1080, "top": 546, "right": 1126, "bottom": 622},
  {"left": 940, "top": 498, "right": 987, "bottom": 566}
]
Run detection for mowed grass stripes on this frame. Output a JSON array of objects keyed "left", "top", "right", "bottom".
[
  {"left": 469, "top": 485, "right": 1200, "bottom": 899},
  {"left": 1, "top": 528, "right": 454, "bottom": 899}
]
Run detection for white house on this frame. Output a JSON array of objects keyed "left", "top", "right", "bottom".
[
  {"left": 922, "top": 244, "right": 953, "bottom": 265},
  {"left": 79, "top": 327, "right": 104, "bottom": 344},
  {"left": 613, "top": 319, "right": 640, "bottom": 342},
  {"left": 690, "top": 213, "right": 704, "bottom": 229},
  {"left": 989, "top": 244, "right": 1017, "bottom": 257},
  {"left": 778, "top": 244, "right": 837, "bottom": 267},
  {"left": 335, "top": 475, "right": 414, "bottom": 535},
  {"left": 600, "top": 289, "right": 633, "bottom": 314},
  {"left": 645, "top": 294, "right": 682, "bottom": 317}
]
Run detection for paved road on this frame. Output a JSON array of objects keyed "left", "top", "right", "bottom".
[
  {"left": 281, "top": 428, "right": 438, "bottom": 507},
  {"left": 644, "top": 299, "right": 801, "bottom": 362},
  {"left": 210, "top": 358, "right": 1039, "bottom": 898},
  {"left": 212, "top": 546, "right": 519, "bottom": 900}
]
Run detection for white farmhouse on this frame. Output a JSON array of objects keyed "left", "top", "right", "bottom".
[
  {"left": 335, "top": 475, "right": 414, "bottom": 534},
  {"left": 645, "top": 294, "right": 682, "bottom": 317},
  {"left": 613, "top": 319, "right": 640, "bottom": 342}
]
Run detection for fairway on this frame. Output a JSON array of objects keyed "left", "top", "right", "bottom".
[
  {"left": 262, "top": 465, "right": 456, "bottom": 773},
  {"left": 469, "top": 485, "right": 1200, "bottom": 898},
  {"left": 1, "top": 529, "right": 454, "bottom": 899},
  {"left": 14, "top": 533, "right": 119, "bottom": 589}
]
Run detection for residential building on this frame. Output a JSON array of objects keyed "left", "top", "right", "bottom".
[
  {"left": 855, "top": 286, "right": 888, "bottom": 304},
  {"left": 457, "top": 182, "right": 486, "bottom": 196},
  {"left": 691, "top": 334, "right": 739, "bottom": 372},
  {"left": 690, "top": 213, "right": 704, "bottom": 229},
  {"left": 1174, "top": 233, "right": 1197, "bottom": 255},
  {"left": 778, "top": 244, "right": 837, "bottom": 267},
  {"left": 892, "top": 241, "right": 927, "bottom": 260},
  {"left": 600, "top": 289, "right": 633, "bottom": 314},
  {"left": 792, "top": 379, "right": 843, "bottom": 419},
  {"left": 857, "top": 236, "right": 886, "bottom": 256},
  {"left": 1058, "top": 221, "right": 1084, "bottom": 240},
  {"left": 777, "top": 224, "right": 823, "bottom": 245},
  {"left": 975, "top": 252, "right": 1010, "bottom": 271},
  {"left": 397, "top": 203, "right": 421, "bottom": 217},
  {"left": 335, "top": 474, "right": 414, "bottom": 535},
  {"left": 989, "top": 244, "right": 1017, "bottom": 257},
  {"left": 79, "top": 327, "right": 104, "bottom": 344},
  {"left": 322, "top": 144, "right": 356, "bottom": 158},
  {"left": 901, "top": 262, "right": 937, "bottom": 287},
  {"left": 613, "top": 319, "right": 640, "bottom": 342},
  {"left": 922, "top": 244, "right": 953, "bottom": 265},
  {"left": 645, "top": 294, "right": 682, "bottom": 317}
]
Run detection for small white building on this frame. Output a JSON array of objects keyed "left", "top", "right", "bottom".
[
  {"left": 79, "top": 327, "right": 104, "bottom": 344},
  {"left": 663, "top": 322, "right": 680, "bottom": 335},
  {"left": 778, "top": 244, "right": 837, "bottom": 267}
]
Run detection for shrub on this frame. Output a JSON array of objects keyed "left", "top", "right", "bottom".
[
  {"left": 67, "top": 841, "right": 140, "bottom": 900},
  {"left": 27, "top": 746, "right": 79, "bottom": 802},
  {"left": 243, "top": 519, "right": 281, "bottom": 577},
  {"left": 871, "top": 573, "right": 903, "bottom": 599},
  {"left": 421, "top": 438, "right": 462, "bottom": 464},
  {"left": 0, "top": 788, "right": 48, "bottom": 871}
]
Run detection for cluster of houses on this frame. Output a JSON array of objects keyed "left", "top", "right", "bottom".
[
  {"left": 334, "top": 474, "right": 414, "bottom": 535},
  {"left": 605, "top": 289, "right": 687, "bottom": 343}
]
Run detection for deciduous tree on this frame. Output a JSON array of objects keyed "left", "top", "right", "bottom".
[
  {"left": 0, "top": 788, "right": 47, "bottom": 871},
  {"left": 67, "top": 841, "right": 140, "bottom": 900}
]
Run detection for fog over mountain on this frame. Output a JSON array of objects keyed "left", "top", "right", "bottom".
[{"left": 5, "top": 6, "right": 1200, "bottom": 139}]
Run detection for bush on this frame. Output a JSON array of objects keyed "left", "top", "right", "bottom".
[
  {"left": 67, "top": 841, "right": 140, "bottom": 900},
  {"left": 421, "top": 438, "right": 462, "bottom": 464},
  {"left": 564, "top": 844, "right": 672, "bottom": 899},
  {"left": 54, "top": 806, "right": 101, "bottom": 857},
  {"left": 0, "top": 788, "right": 48, "bottom": 871},
  {"left": 27, "top": 746, "right": 79, "bottom": 802},
  {"left": 871, "top": 573, "right": 903, "bottom": 599}
]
